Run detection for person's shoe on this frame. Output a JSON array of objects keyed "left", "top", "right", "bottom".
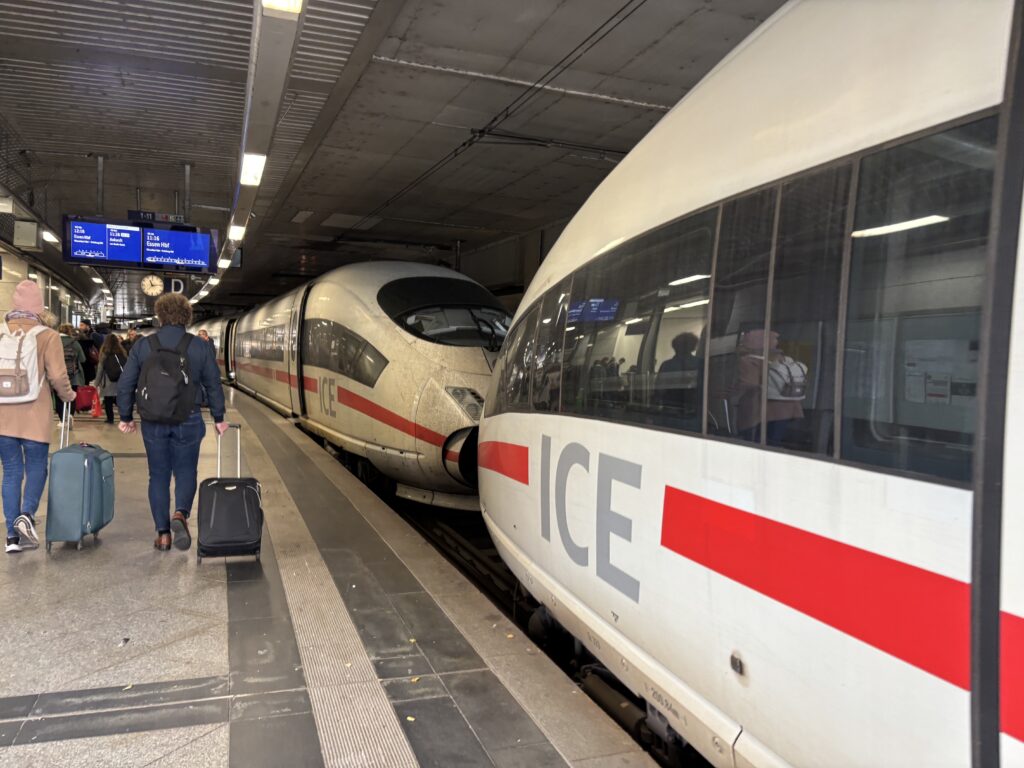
[
  {"left": 170, "top": 511, "right": 191, "bottom": 551},
  {"left": 154, "top": 533, "right": 172, "bottom": 551},
  {"left": 13, "top": 515, "right": 39, "bottom": 549},
  {"left": 6, "top": 537, "right": 23, "bottom": 553}
]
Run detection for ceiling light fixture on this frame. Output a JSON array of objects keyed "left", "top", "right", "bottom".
[
  {"left": 290, "top": 210, "right": 314, "bottom": 224},
  {"left": 91, "top": 276, "right": 103, "bottom": 284},
  {"left": 663, "top": 298, "right": 710, "bottom": 313},
  {"left": 240, "top": 153, "right": 268, "bottom": 186},
  {"left": 42, "top": 231, "right": 59, "bottom": 244},
  {"left": 218, "top": 257, "right": 232, "bottom": 269},
  {"left": 262, "top": 0, "right": 303, "bottom": 13},
  {"left": 228, "top": 225, "right": 246, "bottom": 241},
  {"left": 851, "top": 215, "right": 949, "bottom": 238},
  {"left": 208, "top": 277, "right": 220, "bottom": 286},
  {"left": 27, "top": 272, "right": 38, "bottom": 279},
  {"left": 669, "top": 274, "right": 710, "bottom": 287}
]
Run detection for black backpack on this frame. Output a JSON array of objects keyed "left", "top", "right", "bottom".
[
  {"left": 62, "top": 338, "right": 79, "bottom": 378},
  {"left": 136, "top": 334, "right": 196, "bottom": 424},
  {"left": 103, "top": 353, "right": 126, "bottom": 382}
]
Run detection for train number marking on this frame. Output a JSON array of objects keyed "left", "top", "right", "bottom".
[
  {"left": 539, "top": 435, "right": 641, "bottom": 603},
  {"left": 319, "top": 376, "right": 337, "bottom": 417},
  {"left": 648, "top": 686, "right": 681, "bottom": 721}
]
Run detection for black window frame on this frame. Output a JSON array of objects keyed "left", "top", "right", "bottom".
[{"left": 489, "top": 108, "right": 1000, "bottom": 490}]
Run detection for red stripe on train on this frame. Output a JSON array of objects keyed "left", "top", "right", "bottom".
[
  {"left": 1003, "top": 611, "right": 1024, "bottom": 741},
  {"left": 478, "top": 441, "right": 529, "bottom": 485},
  {"left": 336, "top": 386, "right": 446, "bottom": 447},
  {"left": 303, "top": 376, "right": 318, "bottom": 393},
  {"left": 660, "top": 486, "right": 972, "bottom": 690}
]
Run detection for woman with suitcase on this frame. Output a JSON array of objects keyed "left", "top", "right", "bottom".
[{"left": 0, "top": 281, "right": 76, "bottom": 553}]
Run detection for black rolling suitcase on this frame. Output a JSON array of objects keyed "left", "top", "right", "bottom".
[{"left": 197, "top": 424, "right": 263, "bottom": 564}]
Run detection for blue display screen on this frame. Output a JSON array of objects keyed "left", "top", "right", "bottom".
[
  {"left": 142, "top": 229, "right": 211, "bottom": 271},
  {"left": 68, "top": 221, "right": 143, "bottom": 265},
  {"left": 567, "top": 299, "right": 620, "bottom": 323}
]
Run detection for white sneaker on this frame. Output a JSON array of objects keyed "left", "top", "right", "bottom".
[
  {"left": 5, "top": 537, "right": 23, "bottom": 553},
  {"left": 14, "top": 515, "right": 39, "bottom": 549}
]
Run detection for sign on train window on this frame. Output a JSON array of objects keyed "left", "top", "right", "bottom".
[{"left": 841, "top": 117, "right": 996, "bottom": 483}]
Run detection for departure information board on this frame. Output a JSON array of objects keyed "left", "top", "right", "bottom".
[
  {"left": 142, "top": 229, "right": 211, "bottom": 270},
  {"left": 68, "top": 221, "right": 143, "bottom": 266},
  {"left": 64, "top": 217, "right": 214, "bottom": 272}
]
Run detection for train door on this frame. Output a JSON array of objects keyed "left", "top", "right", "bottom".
[
  {"left": 224, "top": 318, "right": 236, "bottom": 380},
  {"left": 287, "top": 290, "right": 305, "bottom": 416},
  {"left": 294, "top": 284, "right": 314, "bottom": 418},
  {"left": 975, "top": 7, "right": 1024, "bottom": 764}
]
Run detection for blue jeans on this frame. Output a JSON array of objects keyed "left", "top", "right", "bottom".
[
  {"left": 0, "top": 437, "right": 49, "bottom": 538},
  {"left": 141, "top": 411, "right": 206, "bottom": 533}
]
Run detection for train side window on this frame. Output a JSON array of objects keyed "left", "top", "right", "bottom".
[
  {"left": 503, "top": 307, "right": 539, "bottom": 411},
  {"left": 560, "top": 208, "right": 715, "bottom": 429},
  {"left": 766, "top": 164, "right": 851, "bottom": 454},
  {"left": 707, "top": 188, "right": 777, "bottom": 441},
  {"left": 531, "top": 277, "right": 571, "bottom": 412},
  {"left": 353, "top": 342, "right": 388, "bottom": 388},
  {"left": 841, "top": 117, "right": 996, "bottom": 483}
]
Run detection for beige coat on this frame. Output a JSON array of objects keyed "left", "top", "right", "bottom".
[{"left": 0, "top": 317, "right": 75, "bottom": 444}]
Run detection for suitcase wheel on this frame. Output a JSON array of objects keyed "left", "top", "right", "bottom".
[
  {"left": 45, "top": 541, "right": 52, "bottom": 554},
  {"left": 76, "top": 539, "right": 82, "bottom": 551},
  {"left": 196, "top": 555, "right": 203, "bottom": 565},
  {"left": 93, "top": 533, "right": 99, "bottom": 543},
  {"left": 254, "top": 550, "right": 260, "bottom": 563}
]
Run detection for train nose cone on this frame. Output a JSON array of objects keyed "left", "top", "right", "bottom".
[{"left": 443, "top": 426, "right": 478, "bottom": 488}]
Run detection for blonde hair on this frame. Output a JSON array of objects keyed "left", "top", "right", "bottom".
[
  {"left": 154, "top": 293, "right": 193, "bottom": 327},
  {"left": 39, "top": 310, "right": 58, "bottom": 329},
  {"left": 58, "top": 323, "right": 74, "bottom": 335}
]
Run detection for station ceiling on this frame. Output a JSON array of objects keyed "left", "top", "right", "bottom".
[{"left": 0, "top": 0, "right": 785, "bottom": 317}]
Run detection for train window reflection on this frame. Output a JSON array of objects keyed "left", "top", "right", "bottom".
[
  {"left": 502, "top": 307, "right": 539, "bottom": 411},
  {"left": 531, "top": 278, "right": 571, "bottom": 412},
  {"left": 766, "top": 164, "right": 851, "bottom": 454},
  {"left": 841, "top": 117, "right": 996, "bottom": 483},
  {"left": 561, "top": 208, "right": 716, "bottom": 431},
  {"left": 707, "top": 189, "right": 776, "bottom": 441},
  {"left": 303, "top": 318, "right": 388, "bottom": 388},
  {"left": 401, "top": 306, "right": 511, "bottom": 349}
]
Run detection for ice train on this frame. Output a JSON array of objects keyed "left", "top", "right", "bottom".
[
  {"left": 195, "top": 261, "right": 510, "bottom": 509},
  {"left": 478, "top": 1, "right": 1024, "bottom": 766}
]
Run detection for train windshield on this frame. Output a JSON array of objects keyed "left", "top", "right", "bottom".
[
  {"left": 378, "top": 276, "right": 512, "bottom": 349},
  {"left": 401, "top": 306, "right": 512, "bottom": 348}
]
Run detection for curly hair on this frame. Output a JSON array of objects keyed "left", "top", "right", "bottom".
[{"left": 154, "top": 293, "right": 193, "bottom": 327}]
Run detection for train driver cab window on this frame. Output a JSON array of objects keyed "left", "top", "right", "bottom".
[
  {"left": 841, "top": 117, "right": 997, "bottom": 483},
  {"left": 377, "top": 277, "right": 512, "bottom": 350},
  {"left": 707, "top": 189, "right": 776, "bottom": 442},
  {"left": 766, "top": 164, "right": 851, "bottom": 454},
  {"left": 561, "top": 208, "right": 716, "bottom": 431}
]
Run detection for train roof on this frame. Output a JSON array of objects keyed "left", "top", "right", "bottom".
[{"left": 520, "top": 0, "right": 1013, "bottom": 313}]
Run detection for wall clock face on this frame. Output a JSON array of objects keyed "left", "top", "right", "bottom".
[{"left": 142, "top": 274, "right": 164, "bottom": 297}]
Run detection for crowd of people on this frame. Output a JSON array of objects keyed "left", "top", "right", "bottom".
[{"left": 0, "top": 280, "right": 225, "bottom": 554}]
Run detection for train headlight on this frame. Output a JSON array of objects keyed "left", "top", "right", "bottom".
[{"left": 446, "top": 387, "right": 485, "bottom": 421}]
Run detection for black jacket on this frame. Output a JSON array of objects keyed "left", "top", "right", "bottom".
[{"left": 116, "top": 325, "right": 226, "bottom": 423}]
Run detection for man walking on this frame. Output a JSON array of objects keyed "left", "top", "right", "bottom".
[
  {"left": 117, "top": 294, "right": 228, "bottom": 551},
  {"left": 77, "top": 319, "right": 103, "bottom": 383}
]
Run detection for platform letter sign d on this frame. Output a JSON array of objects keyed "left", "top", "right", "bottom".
[{"left": 164, "top": 278, "right": 185, "bottom": 294}]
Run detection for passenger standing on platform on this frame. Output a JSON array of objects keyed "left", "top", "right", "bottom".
[
  {"left": 117, "top": 294, "right": 228, "bottom": 552},
  {"left": 123, "top": 328, "right": 139, "bottom": 353},
  {"left": 0, "top": 281, "right": 76, "bottom": 553},
  {"left": 57, "top": 323, "right": 85, "bottom": 418},
  {"left": 77, "top": 319, "right": 102, "bottom": 383},
  {"left": 93, "top": 334, "right": 127, "bottom": 425}
]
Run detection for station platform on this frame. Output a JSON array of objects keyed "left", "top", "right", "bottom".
[{"left": 0, "top": 391, "right": 654, "bottom": 768}]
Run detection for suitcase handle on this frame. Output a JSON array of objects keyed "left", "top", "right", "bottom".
[
  {"left": 217, "top": 423, "right": 242, "bottom": 477},
  {"left": 60, "top": 400, "right": 72, "bottom": 449}
]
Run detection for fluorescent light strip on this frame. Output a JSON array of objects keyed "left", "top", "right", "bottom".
[
  {"left": 262, "top": 0, "right": 302, "bottom": 12},
  {"left": 208, "top": 277, "right": 220, "bottom": 286},
  {"left": 91, "top": 277, "right": 103, "bottom": 284},
  {"left": 240, "top": 153, "right": 267, "bottom": 186},
  {"left": 624, "top": 317, "right": 644, "bottom": 325},
  {"left": 668, "top": 274, "right": 710, "bottom": 287},
  {"left": 41, "top": 231, "right": 58, "bottom": 244},
  {"left": 228, "top": 225, "right": 246, "bottom": 241},
  {"left": 851, "top": 215, "right": 949, "bottom": 238},
  {"left": 663, "top": 298, "right": 710, "bottom": 313},
  {"left": 218, "top": 257, "right": 232, "bottom": 269}
]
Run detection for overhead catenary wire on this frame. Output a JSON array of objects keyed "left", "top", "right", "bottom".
[{"left": 342, "top": 0, "right": 653, "bottom": 237}]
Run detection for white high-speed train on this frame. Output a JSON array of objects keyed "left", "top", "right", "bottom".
[
  {"left": 195, "top": 261, "right": 510, "bottom": 509},
  {"left": 479, "top": 2, "right": 1023, "bottom": 766}
]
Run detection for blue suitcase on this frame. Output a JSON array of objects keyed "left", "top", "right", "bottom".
[{"left": 46, "top": 403, "right": 115, "bottom": 552}]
